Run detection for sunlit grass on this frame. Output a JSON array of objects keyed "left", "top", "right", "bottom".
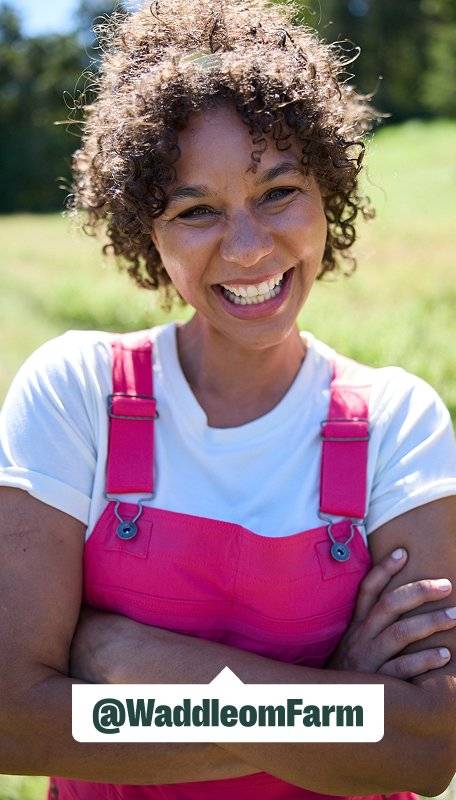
[
  {"left": 1, "top": 120, "right": 455, "bottom": 414},
  {"left": 0, "top": 775, "right": 47, "bottom": 800}
]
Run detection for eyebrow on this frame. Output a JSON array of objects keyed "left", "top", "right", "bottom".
[
  {"left": 165, "top": 160, "right": 307, "bottom": 205},
  {"left": 255, "top": 160, "right": 307, "bottom": 185}
]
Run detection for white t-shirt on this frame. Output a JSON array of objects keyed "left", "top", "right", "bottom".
[{"left": 1, "top": 322, "right": 456, "bottom": 544}]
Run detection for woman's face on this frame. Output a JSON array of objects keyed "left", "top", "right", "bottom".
[{"left": 151, "top": 104, "right": 327, "bottom": 350}]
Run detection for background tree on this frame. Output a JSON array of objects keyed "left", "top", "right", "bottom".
[
  {"left": 421, "top": 0, "right": 456, "bottom": 117},
  {"left": 0, "top": 3, "right": 85, "bottom": 211},
  {"left": 0, "top": 0, "right": 454, "bottom": 213}
]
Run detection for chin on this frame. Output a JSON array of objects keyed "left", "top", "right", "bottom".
[{"left": 222, "top": 316, "right": 301, "bottom": 352}]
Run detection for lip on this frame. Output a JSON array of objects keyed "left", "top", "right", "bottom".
[
  {"left": 217, "top": 270, "right": 285, "bottom": 289},
  {"left": 212, "top": 266, "right": 295, "bottom": 321}
]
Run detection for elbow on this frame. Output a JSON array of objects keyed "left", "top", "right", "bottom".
[
  {"left": 0, "top": 669, "right": 58, "bottom": 775},
  {"left": 428, "top": 731, "right": 456, "bottom": 797},
  {"left": 411, "top": 729, "right": 456, "bottom": 798},
  {"left": 393, "top": 674, "right": 455, "bottom": 796},
  {"left": 368, "top": 745, "right": 454, "bottom": 799},
  {"left": 416, "top": 677, "right": 456, "bottom": 797},
  {"left": 415, "top": 753, "right": 455, "bottom": 798},
  {"left": 0, "top": 694, "right": 30, "bottom": 774}
]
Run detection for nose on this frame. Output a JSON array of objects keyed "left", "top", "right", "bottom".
[{"left": 219, "top": 210, "right": 274, "bottom": 268}]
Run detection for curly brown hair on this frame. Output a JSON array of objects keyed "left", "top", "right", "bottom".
[{"left": 69, "top": 0, "right": 381, "bottom": 305}]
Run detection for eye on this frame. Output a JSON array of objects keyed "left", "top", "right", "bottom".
[
  {"left": 262, "top": 187, "right": 298, "bottom": 203},
  {"left": 176, "top": 205, "right": 217, "bottom": 220}
]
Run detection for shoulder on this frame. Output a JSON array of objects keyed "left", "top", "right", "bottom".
[
  {"left": 351, "top": 365, "right": 456, "bottom": 535},
  {"left": 309, "top": 331, "right": 451, "bottom": 429},
  {"left": 345, "top": 358, "right": 452, "bottom": 450},
  {"left": 366, "top": 365, "right": 451, "bottom": 434},
  {"left": 21, "top": 328, "right": 114, "bottom": 372},
  {"left": 312, "top": 348, "right": 456, "bottom": 535},
  {"left": 4, "top": 330, "right": 115, "bottom": 409},
  {"left": 305, "top": 333, "right": 448, "bottom": 410},
  {"left": 1, "top": 330, "right": 120, "bottom": 457},
  {"left": 6, "top": 324, "right": 168, "bottom": 393},
  {"left": 307, "top": 331, "right": 454, "bottom": 456}
]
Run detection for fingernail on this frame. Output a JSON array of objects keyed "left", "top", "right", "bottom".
[
  {"left": 436, "top": 579, "right": 452, "bottom": 591},
  {"left": 391, "top": 548, "right": 406, "bottom": 560},
  {"left": 439, "top": 648, "right": 451, "bottom": 659},
  {"left": 445, "top": 607, "right": 456, "bottom": 618}
]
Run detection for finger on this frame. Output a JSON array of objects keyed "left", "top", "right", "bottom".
[
  {"left": 363, "top": 578, "right": 453, "bottom": 640},
  {"left": 375, "top": 606, "right": 456, "bottom": 662},
  {"left": 352, "top": 548, "right": 408, "bottom": 623},
  {"left": 378, "top": 647, "right": 451, "bottom": 679}
]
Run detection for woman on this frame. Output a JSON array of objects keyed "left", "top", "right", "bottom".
[{"left": 0, "top": 0, "right": 456, "bottom": 798}]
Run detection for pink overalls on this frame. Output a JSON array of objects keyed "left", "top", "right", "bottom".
[{"left": 49, "top": 331, "right": 419, "bottom": 800}]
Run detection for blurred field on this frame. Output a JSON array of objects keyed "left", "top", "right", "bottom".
[
  {"left": 1, "top": 119, "right": 456, "bottom": 415},
  {"left": 0, "top": 120, "right": 455, "bottom": 799}
]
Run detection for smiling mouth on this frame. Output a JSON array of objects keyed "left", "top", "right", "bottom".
[{"left": 217, "top": 267, "right": 293, "bottom": 306}]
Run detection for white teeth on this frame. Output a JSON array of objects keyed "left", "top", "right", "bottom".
[
  {"left": 221, "top": 275, "right": 284, "bottom": 306},
  {"left": 221, "top": 272, "right": 284, "bottom": 298}
]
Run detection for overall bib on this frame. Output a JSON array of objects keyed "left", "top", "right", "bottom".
[{"left": 49, "top": 331, "right": 419, "bottom": 800}]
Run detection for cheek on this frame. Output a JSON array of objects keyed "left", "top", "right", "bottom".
[
  {"left": 275, "top": 202, "right": 327, "bottom": 259},
  {"left": 151, "top": 227, "right": 215, "bottom": 302},
  {"left": 154, "top": 224, "right": 215, "bottom": 270}
]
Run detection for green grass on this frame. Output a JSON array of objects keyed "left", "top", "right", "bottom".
[
  {"left": 1, "top": 120, "right": 456, "bottom": 799},
  {"left": 0, "top": 776, "right": 47, "bottom": 800},
  {"left": 297, "top": 118, "right": 456, "bottom": 418},
  {"left": 1, "top": 119, "right": 456, "bottom": 418}
]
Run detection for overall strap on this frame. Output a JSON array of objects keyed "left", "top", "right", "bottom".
[
  {"left": 319, "top": 356, "right": 371, "bottom": 521},
  {"left": 105, "top": 331, "right": 157, "bottom": 496}
]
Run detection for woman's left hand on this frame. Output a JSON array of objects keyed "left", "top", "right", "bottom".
[
  {"left": 326, "top": 548, "right": 455, "bottom": 679},
  {"left": 71, "top": 557, "right": 453, "bottom": 685}
]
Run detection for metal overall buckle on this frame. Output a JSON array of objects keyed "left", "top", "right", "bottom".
[
  {"left": 319, "top": 415, "right": 369, "bottom": 561},
  {"left": 107, "top": 392, "right": 159, "bottom": 421},
  {"left": 106, "top": 391, "right": 158, "bottom": 539},
  {"left": 318, "top": 512, "right": 367, "bottom": 563},
  {"left": 320, "top": 416, "right": 369, "bottom": 443},
  {"left": 104, "top": 492, "right": 156, "bottom": 540}
]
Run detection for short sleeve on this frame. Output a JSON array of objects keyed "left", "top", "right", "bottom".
[
  {"left": 0, "top": 332, "right": 104, "bottom": 524},
  {"left": 366, "top": 369, "right": 456, "bottom": 535}
]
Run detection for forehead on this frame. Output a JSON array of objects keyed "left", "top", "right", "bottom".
[{"left": 172, "top": 104, "right": 301, "bottom": 187}]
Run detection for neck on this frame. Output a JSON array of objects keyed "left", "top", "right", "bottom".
[{"left": 176, "top": 315, "right": 307, "bottom": 428}]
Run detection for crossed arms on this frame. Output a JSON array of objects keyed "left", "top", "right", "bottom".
[{"left": 0, "top": 487, "right": 455, "bottom": 794}]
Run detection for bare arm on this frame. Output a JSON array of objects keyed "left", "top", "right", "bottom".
[
  {"left": 2, "top": 487, "right": 455, "bottom": 793},
  {"left": 70, "top": 606, "right": 452, "bottom": 796},
  {"left": 218, "top": 497, "right": 456, "bottom": 795},
  {"left": 69, "top": 498, "right": 456, "bottom": 796},
  {"left": 0, "top": 487, "right": 256, "bottom": 784},
  {"left": 369, "top": 497, "right": 456, "bottom": 689}
]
